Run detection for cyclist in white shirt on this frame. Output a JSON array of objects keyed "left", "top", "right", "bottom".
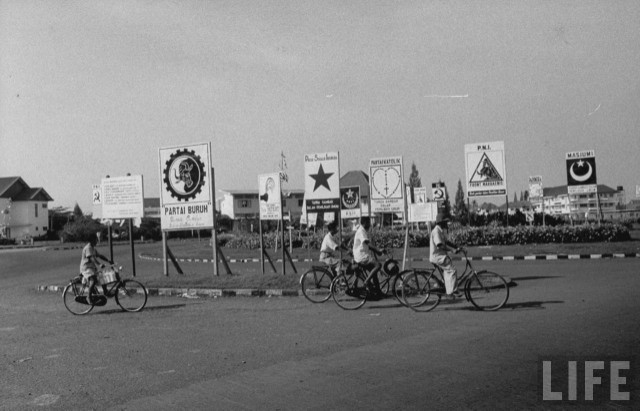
[
  {"left": 352, "top": 217, "right": 384, "bottom": 297},
  {"left": 319, "top": 221, "right": 347, "bottom": 274},
  {"left": 430, "top": 213, "right": 461, "bottom": 296}
]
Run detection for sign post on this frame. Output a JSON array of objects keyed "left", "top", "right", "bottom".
[
  {"left": 369, "top": 156, "right": 405, "bottom": 216},
  {"left": 566, "top": 150, "right": 598, "bottom": 223},
  {"left": 465, "top": 141, "right": 507, "bottom": 224},
  {"left": 100, "top": 174, "right": 144, "bottom": 276},
  {"left": 529, "top": 175, "right": 544, "bottom": 226},
  {"left": 158, "top": 142, "right": 227, "bottom": 276},
  {"left": 258, "top": 172, "right": 283, "bottom": 274},
  {"left": 305, "top": 152, "right": 341, "bottom": 266}
]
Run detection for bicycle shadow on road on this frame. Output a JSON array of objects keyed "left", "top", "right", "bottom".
[
  {"left": 510, "top": 276, "right": 561, "bottom": 282},
  {"left": 441, "top": 300, "right": 564, "bottom": 312},
  {"left": 92, "top": 303, "right": 187, "bottom": 315},
  {"left": 500, "top": 300, "right": 564, "bottom": 310}
]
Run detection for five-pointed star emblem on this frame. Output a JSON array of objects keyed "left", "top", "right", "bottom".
[{"left": 310, "top": 164, "right": 334, "bottom": 192}]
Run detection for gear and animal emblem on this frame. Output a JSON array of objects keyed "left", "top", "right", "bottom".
[{"left": 163, "top": 149, "right": 206, "bottom": 201}]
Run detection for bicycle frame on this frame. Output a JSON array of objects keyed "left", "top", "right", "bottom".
[{"left": 427, "top": 250, "right": 482, "bottom": 295}]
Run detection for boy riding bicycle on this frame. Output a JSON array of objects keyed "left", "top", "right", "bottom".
[
  {"left": 319, "top": 221, "right": 349, "bottom": 275},
  {"left": 79, "top": 234, "right": 111, "bottom": 302}
]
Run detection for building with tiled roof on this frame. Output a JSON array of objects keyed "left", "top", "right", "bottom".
[{"left": 0, "top": 177, "right": 54, "bottom": 241}]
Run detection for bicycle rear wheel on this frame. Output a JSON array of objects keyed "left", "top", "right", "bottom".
[
  {"left": 401, "top": 270, "right": 441, "bottom": 312},
  {"left": 300, "top": 267, "right": 333, "bottom": 303},
  {"left": 377, "top": 270, "right": 392, "bottom": 296},
  {"left": 115, "top": 280, "right": 148, "bottom": 312},
  {"left": 331, "top": 272, "right": 366, "bottom": 310},
  {"left": 466, "top": 271, "right": 509, "bottom": 311},
  {"left": 63, "top": 283, "right": 94, "bottom": 315}
]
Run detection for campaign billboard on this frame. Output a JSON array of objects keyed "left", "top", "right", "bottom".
[
  {"left": 304, "top": 152, "right": 340, "bottom": 213},
  {"left": 369, "top": 156, "right": 405, "bottom": 213},
  {"left": 158, "top": 142, "right": 214, "bottom": 230},
  {"left": 258, "top": 173, "right": 282, "bottom": 220},
  {"left": 566, "top": 149, "right": 597, "bottom": 194},
  {"left": 465, "top": 141, "right": 507, "bottom": 197}
]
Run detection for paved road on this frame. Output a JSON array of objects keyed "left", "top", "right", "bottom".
[{"left": 1, "top": 248, "right": 639, "bottom": 410}]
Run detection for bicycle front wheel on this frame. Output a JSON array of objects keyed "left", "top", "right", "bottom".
[
  {"left": 331, "top": 273, "right": 366, "bottom": 310},
  {"left": 466, "top": 271, "right": 509, "bottom": 311},
  {"left": 115, "top": 280, "right": 148, "bottom": 312},
  {"left": 300, "top": 267, "right": 333, "bottom": 303},
  {"left": 401, "top": 270, "right": 441, "bottom": 312},
  {"left": 63, "top": 283, "right": 94, "bottom": 315}
]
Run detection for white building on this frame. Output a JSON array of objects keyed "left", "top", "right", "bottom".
[
  {"left": 0, "top": 177, "right": 54, "bottom": 241},
  {"left": 531, "top": 184, "right": 625, "bottom": 220},
  {"left": 217, "top": 189, "right": 306, "bottom": 220}
]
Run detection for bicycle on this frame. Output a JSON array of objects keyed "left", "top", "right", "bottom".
[
  {"left": 401, "top": 248, "right": 509, "bottom": 312},
  {"left": 62, "top": 264, "right": 148, "bottom": 315},
  {"left": 300, "top": 259, "right": 350, "bottom": 303},
  {"left": 330, "top": 251, "right": 406, "bottom": 310}
]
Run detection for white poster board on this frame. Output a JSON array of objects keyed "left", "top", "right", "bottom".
[
  {"left": 528, "top": 175, "right": 543, "bottom": 200},
  {"left": 304, "top": 152, "right": 340, "bottom": 213},
  {"left": 101, "top": 175, "right": 144, "bottom": 219},
  {"left": 258, "top": 173, "right": 282, "bottom": 220},
  {"left": 158, "top": 142, "right": 214, "bottom": 230},
  {"left": 369, "top": 156, "right": 405, "bottom": 213},
  {"left": 465, "top": 141, "right": 507, "bottom": 197},
  {"left": 407, "top": 186, "right": 437, "bottom": 222}
]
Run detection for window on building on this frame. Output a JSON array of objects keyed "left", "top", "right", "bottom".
[
  {"left": 240, "top": 199, "right": 251, "bottom": 208},
  {"left": 43, "top": 226, "right": 48, "bottom": 231},
  {"left": 35, "top": 226, "right": 39, "bottom": 231},
  {"left": 282, "top": 199, "right": 287, "bottom": 207},
  {"left": 35, "top": 204, "right": 38, "bottom": 218},
  {"left": 298, "top": 199, "right": 303, "bottom": 207},
  {"left": 42, "top": 203, "right": 48, "bottom": 209}
]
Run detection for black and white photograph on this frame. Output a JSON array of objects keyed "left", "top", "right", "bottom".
[{"left": 1, "top": 1, "right": 639, "bottom": 409}]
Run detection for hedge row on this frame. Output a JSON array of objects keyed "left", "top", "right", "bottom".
[
  {"left": 219, "top": 223, "right": 631, "bottom": 250},
  {"left": 448, "top": 224, "right": 631, "bottom": 246}
]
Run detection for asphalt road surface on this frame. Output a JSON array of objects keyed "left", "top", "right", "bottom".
[{"left": 1, "top": 247, "right": 639, "bottom": 410}]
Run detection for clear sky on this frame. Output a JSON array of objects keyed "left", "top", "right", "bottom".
[{"left": 1, "top": 0, "right": 639, "bottom": 212}]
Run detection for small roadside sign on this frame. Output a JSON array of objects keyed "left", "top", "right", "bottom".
[
  {"left": 528, "top": 175, "right": 543, "bottom": 200},
  {"left": 340, "top": 186, "right": 361, "bottom": 219},
  {"left": 431, "top": 182, "right": 446, "bottom": 202}
]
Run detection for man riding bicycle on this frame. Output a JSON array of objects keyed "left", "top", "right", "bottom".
[
  {"left": 353, "top": 217, "right": 384, "bottom": 299},
  {"left": 430, "top": 213, "right": 462, "bottom": 297}
]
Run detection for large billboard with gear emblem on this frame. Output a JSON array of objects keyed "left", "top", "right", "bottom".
[{"left": 158, "top": 142, "right": 213, "bottom": 230}]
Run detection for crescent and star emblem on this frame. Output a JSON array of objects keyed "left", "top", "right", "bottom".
[{"left": 569, "top": 160, "right": 593, "bottom": 183}]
